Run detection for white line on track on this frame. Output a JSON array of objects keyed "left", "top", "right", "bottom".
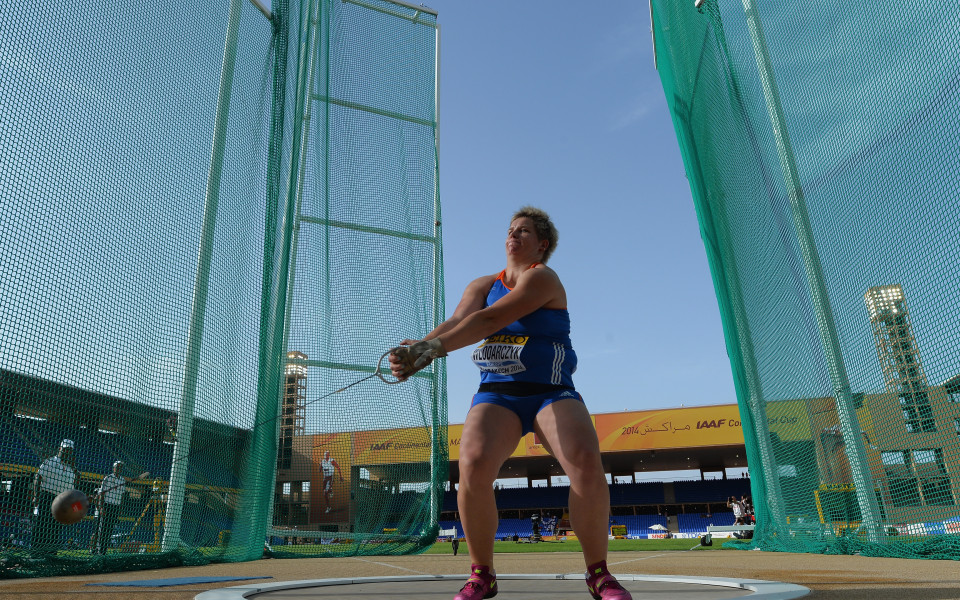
[
  {"left": 351, "top": 557, "right": 429, "bottom": 574},
  {"left": 608, "top": 545, "right": 703, "bottom": 567},
  {"left": 607, "top": 553, "right": 672, "bottom": 566}
]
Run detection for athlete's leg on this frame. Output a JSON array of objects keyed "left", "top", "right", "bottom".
[
  {"left": 533, "top": 398, "right": 609, "bottom": 567},
  {"left": 458, "top": 402, "right": 523, "bottom": 568}
]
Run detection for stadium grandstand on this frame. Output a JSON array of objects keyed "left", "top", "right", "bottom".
[
  {"left": 1, "top": 369, "right": 245, "bottom": 552},
  {"left": 2, "top": 365, "right": 754, "bottom": 549},
  {"left": 437, "top": 403, "right": 751, "bottom": 540}
]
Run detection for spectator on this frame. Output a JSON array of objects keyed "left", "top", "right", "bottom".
[
  {"left": 741, "top": 495, "right": 755, "bottom": 524},
  {"left": 31, "top": 439, "right": 78, "bottom": 554},
  {"left": 727, "top": 495, "right": 744, "bottom": 521},
  {"left": 727, "top": 495, "right": 753, "bottom": 539}
]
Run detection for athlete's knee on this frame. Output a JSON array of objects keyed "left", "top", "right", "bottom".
[
  {"left": 559, "top": 440, "right": 603, "bottom": 475},
  {"left": 458, "top": 439, "right": 506, "bottom": 475},
  {"left": 458, "top": 450, "right": 502, "bottom": 486},
  {"left": 457, "top": 455, "right": 495, "bottom": 483}
]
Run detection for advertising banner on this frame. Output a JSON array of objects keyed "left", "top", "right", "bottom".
[
  {"left": 448, "top": 423, "right": 463, "bottom": 461},
  {"left": 352, "top": 427, "right": 433, "bottom": 466},
  {"left": 766, "top": 399, "right": 813, "bottom": 441},
  {"left": 341, "top": 404, "right": 748, "bottom": 471},
  {"left": 594, "top": 405, "right": 744, "bottom": 452},
  {"left": 448, "top": 422, "right": 526, "bottom": 459}
]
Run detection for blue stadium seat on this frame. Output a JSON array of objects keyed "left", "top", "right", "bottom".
[
  {"left": 676, "top": 511, "right": 735, "bottom": 533},
  {"left": 495, "top": 517, "right": 533, "bottom": 539},
  {"left": 443, "top": 481, "right": 668, "bottom": 513},
  {"left": 672, "top": 479, "right": 751, "bottom": 503},
  {"left": 437, "top": 520, "right": 464, "bottom": 537},
  {"left": 610, "top": 482, "right": 665, "bottom": 505}
]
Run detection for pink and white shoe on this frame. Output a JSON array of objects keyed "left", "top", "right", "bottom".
[
  {"left": 585, "top": 561, "right": 632, "bottom": 600},
  {"left": 453, "top": 564, "right": 498, "bottom": 600}
]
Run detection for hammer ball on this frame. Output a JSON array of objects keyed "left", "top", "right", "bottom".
[{"left": 51, "top": 489, "right": 89, "bottom": 525}]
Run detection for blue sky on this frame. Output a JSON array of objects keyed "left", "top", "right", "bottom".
[{"left": 420, "top": 1, "right": 737, "bottom": 424}]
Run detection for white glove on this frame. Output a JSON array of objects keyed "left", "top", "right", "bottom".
[{"left": 391, "top": 338, "right": 446, "bottom": 379}]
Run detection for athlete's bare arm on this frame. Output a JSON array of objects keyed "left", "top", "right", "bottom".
[
  {"left": 433, "top": 267, "right": 564, "bottom": 353},
  {"left": 426, "top": 275, "right": 498, "bottom": 340},
  {"left": 388, "top": 268, "right": 565, "bottom": 379},
  {"left": 388, "top": 275, "right": 495, "bottom": 374}
]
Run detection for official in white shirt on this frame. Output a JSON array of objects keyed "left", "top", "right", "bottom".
[
  {"left": 94, "top": 461, "right": 128, "bottom": 555},
  {"left": 31, "top": 439, "right": 79, "bottom": 553}
]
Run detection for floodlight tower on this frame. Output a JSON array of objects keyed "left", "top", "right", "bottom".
[
  {"left": 278, "top": 351, "right": 307, "bottom": 471},
  {"left": 273, "top": 351, "right": 307, "bottom": 528},
  {"left": 865, "top": 285, "right": 934, "bottom": 432}
]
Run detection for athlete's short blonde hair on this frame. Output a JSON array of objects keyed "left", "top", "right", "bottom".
[{"left": 511, "top": 206, "right": 559, "bottom": 263}]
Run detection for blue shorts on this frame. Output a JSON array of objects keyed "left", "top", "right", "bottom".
[{"left": 470, "top": 388, "right": 584, "bottom": 435}]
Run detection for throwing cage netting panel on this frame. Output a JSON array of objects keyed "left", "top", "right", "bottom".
[
  {"left": 266, "top": 0, "right": 446, "bottom": 559},
  {"left": 651, "top": 0, "right": 960, "bottom": 558},
  {"left": 0, "top": 0, "right": 444, "bottom": 578}
]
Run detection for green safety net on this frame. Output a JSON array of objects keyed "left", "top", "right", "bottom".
[
  {"left": 0, "top": 0, "right": 445, "bottom": 578},
  {"left": 265, "top": 0, "right": 446, "bottom": 560},
  {"left": 652, "top": 0, "right": 960, "bottom": 558}
]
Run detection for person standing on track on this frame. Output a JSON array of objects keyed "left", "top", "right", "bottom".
[
  {"left": 31, "top": 439, "right": 79, "bottom": 555},
  {"left": 391, "top": 207, "right": 632, "bottom": 600},
  {"left": 727, "top": 495, "right": 747, "bottom": 539},
  {"left": 92, "top": 461, "right": 130, "bottom": 555}
]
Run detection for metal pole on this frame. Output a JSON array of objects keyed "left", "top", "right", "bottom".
[
  {"left": 430, "top": 20, "right": 443, "bottom": 525},
  {"left": 250, "top": 0, "right": 272, "bottom": 19},
  {"left": 265, "top": 0, "right": 323, "bottom": 540},
  {"left": 163, "top": 0, "right": 245, "bottom": 552},
  {"left": 741, "top": 0, "right": 883, "bottom": 542},
  {"left": 244, "top": 0, "right": 318, "bottom": 555}
]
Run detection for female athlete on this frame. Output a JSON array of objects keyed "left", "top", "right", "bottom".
[{"left": 391, "top": 207, "right": 631, "bottom": 600}]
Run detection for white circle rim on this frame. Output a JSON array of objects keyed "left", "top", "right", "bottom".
[{"left": 194, "top": 573, "right": 810, "bottom": 600}]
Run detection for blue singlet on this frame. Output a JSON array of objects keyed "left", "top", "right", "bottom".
[{"left": 469, "top": 269, "right": 582, "bottom": 434}]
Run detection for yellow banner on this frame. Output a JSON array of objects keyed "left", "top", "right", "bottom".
[
  {"left": 448, "top": 423, "right": 526, "bottom": 459},
  {"left": 328, "top": 404, "right": 748, "bottom": 469},
  {"left": 766, "top": 399, "right": 813, "bottom": 441},
  {"left": 452, "top": 407, "right": 742, "bottom": 457},
  {"left": 594, "top": 406, "right": 744, "bottom": 451},
  {"left": 352, "top": 427, "right": 433, "bottom": 465},
  {"left": 448, "top": 423, "right": 463, "bottom": 461}
]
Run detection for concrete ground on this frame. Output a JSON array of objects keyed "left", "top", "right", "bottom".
[{"left": 0, "top": 549, "right": 958, "bottom": 600}]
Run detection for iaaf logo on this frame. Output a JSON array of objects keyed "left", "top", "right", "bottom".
[
  {"left": 696, "top": 418, "right": 741, "bottom": 429},
  {"left": 370, "top": 441, "right": 394, "bottom": 451}
]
